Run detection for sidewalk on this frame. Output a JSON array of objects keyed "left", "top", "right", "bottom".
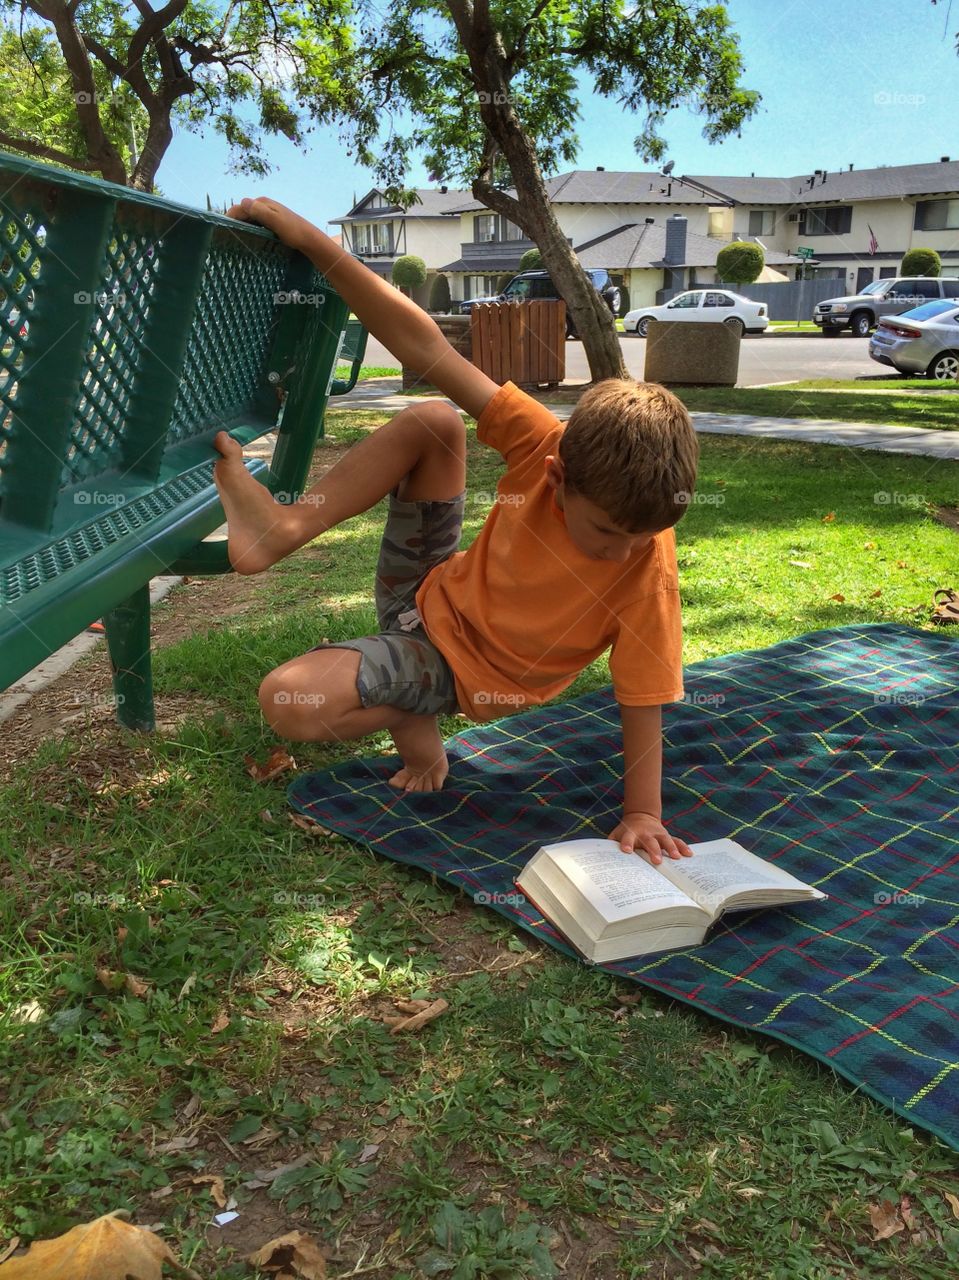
[{"left": 338, "top": 384, "right": 959, "bottom": 460}]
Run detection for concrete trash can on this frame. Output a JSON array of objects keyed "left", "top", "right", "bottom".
[{"left": 643, "top": 319, "right": 740, "bottom": 386}]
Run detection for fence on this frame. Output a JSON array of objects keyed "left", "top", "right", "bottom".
[
  {"left": 658, "top": 278, "right": 845, "bottom": 321},
  {"left": 470, "top": 300, "right": 565, "bottom": 387}
]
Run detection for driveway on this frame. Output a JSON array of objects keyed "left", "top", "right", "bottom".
[{"left": 360, "top": 331, "right": 881, "bottom": 388}]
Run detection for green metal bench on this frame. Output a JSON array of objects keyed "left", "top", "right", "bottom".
[{"left": 0, "top": 151, "right": 366, "bottom": 731}]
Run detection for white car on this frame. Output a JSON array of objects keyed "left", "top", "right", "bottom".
[{"left": 624, "top": 289, "right": 768, "bottom": 337}]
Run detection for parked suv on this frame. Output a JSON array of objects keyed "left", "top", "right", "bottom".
[
  {"left": 813, "top": 276, "right": 959, "bottom": 337},
  {"left": 458, "top": 268, "right": 621, "bottom": 338}
]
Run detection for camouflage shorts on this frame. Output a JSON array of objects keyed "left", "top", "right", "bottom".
[{"left": 308, "top": 489, "right": 465, "bottom": 716}]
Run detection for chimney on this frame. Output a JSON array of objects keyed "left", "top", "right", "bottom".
[
  {"left": 942, "top": 156, "right": 951, "bottom": 163},
  {"left": 439, "top": 185, "right": 448, "bottom": 193},
  {"left": 664, "top": 214, "right": 687, "bottom": 266},
  {"left": 596, "top": 165, "right": 605, "bottom": 171},
  {"left": 848, "top": 163, "right": 854, "bottom": 171}
]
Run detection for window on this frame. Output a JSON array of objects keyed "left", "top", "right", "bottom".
[
  {"left": 474, "top": 214, "right": 498, "bottom": 242},
  {"left": 944, "top": 280, "right": 959, "bottom": 298},
  {"left": 890, "top": 278, "right": 940, "bottom": 301},
  {"left": 668, "top": 292, "right": 703, "bottom": 308},
  {"left": 352, "top": 221, "right": 392, "bottom": 255},
  {"left": 902, "top": 300, "right": 956, "bottom": 322},
  {"left": 704, "top": 291, "right": 734, "bottom": 308},
  {"left": 748, "top": 210, "right": 775, "bottom": 236},
  {"left": 914, "top": 199, "right": 959, "bottom": 231},
  {"left": 879, "top": 266, "right": 897, "bottom": 279},
  {"left": 503, "top": 220, "right": 526, "bottom": 241},
  {"left": 798, "top": 206, "right": 852, "bottom": 236},
  {"left": 465, "top": 275, "right": 498, "bottom": 299}
]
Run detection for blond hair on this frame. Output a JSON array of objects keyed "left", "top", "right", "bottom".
[{"left": 558, "top": 379, "right": 699, "bottom": 531}]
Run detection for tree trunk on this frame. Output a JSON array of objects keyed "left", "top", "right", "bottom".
[{"left": 448, "top": 0, "right": 626, "bottom": 383}]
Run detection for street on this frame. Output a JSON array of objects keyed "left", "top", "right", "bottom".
[{"left": 360, "top": 330, "right": 882, "bottom": 388}]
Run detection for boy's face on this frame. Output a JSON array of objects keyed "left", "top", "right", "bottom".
[{"left": 545, "top": 456, "right": 658, "bottom": 563}]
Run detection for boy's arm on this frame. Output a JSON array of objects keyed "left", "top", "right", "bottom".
[
  {"left": 611, "top": 703, "right": 694, "bottom": 865},
  {"left": 227, "top": 197, "right": 501, "bottom": 422}
]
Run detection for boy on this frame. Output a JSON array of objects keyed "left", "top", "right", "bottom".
[{"left": 213, "top": 198, "right": 697, "bottom": 868}]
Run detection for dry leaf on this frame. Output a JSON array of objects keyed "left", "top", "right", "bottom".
[
  {"left": 822, "top": 512, "right": 836, "bottom": 523},
  {"left": 789, "top": 560, "right": 812, "bottom": 569},
  {"left": 382, "top": 997, "right": 448, "bottom": 1035},
  {"left": 177, "top": 973, "right": 197, "bottom": 1002},
  {"left": 0, "top": 1208, "right": 200, "bottom": 1279},
  {"left": 829, "top": 593, "right": 846, "bottom": 603},
  {"left": 289, "top": 814, "right": 332, "bottom": 837},
  {"left": 191, "top": 1174, "right": 227, "bottom": 1208},
  {"left": 243, "top": 1153, "right": 314, "bottom": 1189},
  {"left": 896, "top": 560, "right": 908, "bottom": 569},
  {"left": 899, "top": 1194, "right": 915, "bottom": 1230},
  {"left": 247, "top": 1229, "right": 327, "bottom": 1279},
  {"left": 869, "top": 1199, "right": 905, "bottom": 1240},
  {"left": 863, "top": 541, "right": 877, "bottom": 550},
  {"left": 869, "top": 588, "right": 882, "bottom": 599},
  {"left": 245, "top": 746, "right": 296, "bottom": 783},
  {"left": 153, "top": 1135, "right": 199, "bottom": 1155},
  {"left": 210, "top": 1012, "right": 230, "bottom": 1034},
  {"left": 944, "top": 1192, "right": 959, "bottom": 1219},
  {"left": 95, "top": 968, "right": 151, "bottom": 998}
]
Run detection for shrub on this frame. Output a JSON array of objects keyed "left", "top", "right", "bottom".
[
  {"left": 392, "top": 254, "right": 427, "bottom": 291},
  {"left": 518, "top": 248, "right": 542, "bottom": 270},
  {"left": 716, "top": 241, "right": 764, "bottom": 285},
  {"left": 901, "top": 248, "right": 941, "bottom": 277},
  {"left": 428, "top": 272, "right": 451, "bottom": 312}
]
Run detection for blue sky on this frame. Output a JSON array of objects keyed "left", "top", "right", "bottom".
[{"left": 155, "top": 0, "right": 959, "bottom": 231}]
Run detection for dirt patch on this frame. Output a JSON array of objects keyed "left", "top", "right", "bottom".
[{"left": 935, "top": 504, "right": 959, "bottom": 535}]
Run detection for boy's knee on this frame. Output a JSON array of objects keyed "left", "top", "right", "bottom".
[
  {"left": 414, "top": 400, "right": 465, "bottom": 448},
  {"left": 258, "top": 652, "right": 361, "bottom": 741}
]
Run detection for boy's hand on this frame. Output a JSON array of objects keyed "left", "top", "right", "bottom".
[
  {"left": 610, "top": 812, "right": 693, "bottom": 865},
  {"left": 225, "top": 197, "right": 314, "bottom": 254}
]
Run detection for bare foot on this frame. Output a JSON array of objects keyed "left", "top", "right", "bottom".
[
  {"left": 388, "top": 712, "right": 449, "bottom": 792},
  {"left": 212, "top": 431, "right": 297, "bottom": 574}
]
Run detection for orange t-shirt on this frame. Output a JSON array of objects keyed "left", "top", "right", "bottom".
[{"left": 415, "top": 381, "right": 684, "bottom": 723}]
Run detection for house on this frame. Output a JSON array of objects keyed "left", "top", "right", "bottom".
[{"left": 331, "top": 158, "right": 959, "bottom": 309}]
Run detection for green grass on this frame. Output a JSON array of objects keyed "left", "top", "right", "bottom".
[
  {"left": 2, "top": 414, "right": 958, "bottom": 1277},
  {"left": 767, "top": 320, "right": 820, "bottom": 332},
  {"left": 674, "top": 385, "right": 959, "bottom": 430},
  {"left": 779, "top": 377, "right": 955, "bottom": 393},
  {"left": 334, "top": 364, "right": 401, "bottom": 381}
]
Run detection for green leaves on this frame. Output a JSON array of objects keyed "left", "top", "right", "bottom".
[{"left": 417, "top": 1201, "right": 559, "bottom": 1279}]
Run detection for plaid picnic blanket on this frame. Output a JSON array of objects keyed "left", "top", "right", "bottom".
[{"left": 287, "top": 623, "right": 959, "bottom": 1150}]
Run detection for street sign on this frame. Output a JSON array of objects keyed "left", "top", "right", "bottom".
[{"left": 796, "top": 247, "right": 815, "bottom": 259}]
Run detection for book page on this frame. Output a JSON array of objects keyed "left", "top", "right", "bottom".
[
  {"left": 658, "top": 838, "right": 823, "bottom": 912},
  {"left": 542, "top": 839, "right": 700, "bottom": 923}
]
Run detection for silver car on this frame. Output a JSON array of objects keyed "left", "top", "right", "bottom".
[{"left": 868, "top": 300, "right": 959, "bottom": 380}]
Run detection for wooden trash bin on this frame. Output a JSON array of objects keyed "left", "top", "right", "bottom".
[
  {"left": 643, "top": 318, "right": 740, "bottom": 386},
  {"left": 471, "top": 299, "right": 565, "bottom": 389}
]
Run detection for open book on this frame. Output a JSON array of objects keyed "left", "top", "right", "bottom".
[{"left": 514, "top": 837, "right": 826, "bottom": 963}]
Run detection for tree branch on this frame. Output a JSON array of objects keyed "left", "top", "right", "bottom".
[{"left": 0, "top": 128, "right": 102, "bottom": 170}]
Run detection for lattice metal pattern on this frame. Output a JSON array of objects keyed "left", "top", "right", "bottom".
[
  {"left": 61, "top": 223, "right": 161, "bottom": 486},
  {"left": 0, "top": 205, "right": 44, "bottom": 485},
  {"left": 168, "top": 236, "right": 289, "bottom": 444},
  {"left": 1, "top": 462, "right": 215, "bottom": 605}
]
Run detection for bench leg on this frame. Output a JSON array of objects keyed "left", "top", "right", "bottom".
[{"left": 103, "top": 584, "right": 155, "bottom": 732}]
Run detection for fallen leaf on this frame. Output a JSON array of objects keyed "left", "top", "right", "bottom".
[
  {"left": 359, "top": 1143, "right": 380, "bottom": 1163},
  {"left": 153, "top": 1134, "right": 199, "bottom": 1155},
  {"left": 900, "top": 1194, "right": 915, "bottom": 1230},
  {"left": 260, "top": 809, "right": 275, "bottom": 823},
  {"left": 95, "top": 968, "right": 151, "bottom": 998},
  {"left": 210, "top": 1012, "right": 230, "bottom": 1034},
  {"left": 863, "top": 541, "right": 877, "bottom": 550},
  {"left": 177, "top": 973, "right": 197, "bottom": 1002},
  {"left": 243, "top": 1153, "right": 315, "bottom": 1189},
  {"left": 381, "top": 997, "right": 448, "bottom": 1035},
  {"left": 247, "top": 1229, "right": 327, "bottom": 1278},
  {"left": 869, "top": 1199, "right": 905, "bottom": 1240},
  {"left": 245, "top": 746, "right": 296, "bottom": 783},
  {"left": 789, "top": 560, "right": 812, "bottom": 569},
  {"left": 945, "top": 1192, "right": 959, "bottom": 1219},
  {"left": 289, "top": 814, "right": 332, "bottom": 837},
  {"left": 822, "top": 512, "right": 836, "bottom": 523},
  {"left": 829, "top": 593, "right": 846, "bottom": 603},
  {"left": 869, "top": 588, "right": 882, "bottom": 599},
  {"left": 896, "top": 560, "right": 908, "bottom": 569},
  {"left": 191, "top": 1174, "right": 227, "bottom": 1208},
  {"left": 0, "top": 1208, "right": 201, "bottom": 1278}
]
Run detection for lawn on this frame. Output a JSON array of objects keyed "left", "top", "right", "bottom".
[
  {"left": 673, "top": 385, "right": 959, "bottom": 430},
  {"left": 334, "top": 364, "right": 401, "bottom": 381},
  {"left": 1, "top": 413, "right": 958, "bottom": 1278}
]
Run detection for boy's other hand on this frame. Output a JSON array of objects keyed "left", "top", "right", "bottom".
[
  {"left": 225, "top": 197, "right": 312, "bottom": 254},
  {"left": 610, "top": 812, "right": 693, "bottom": 866}
]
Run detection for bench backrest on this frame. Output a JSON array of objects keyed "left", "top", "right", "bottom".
[{"left": 0, "top": 152, "right": 346, "bottom": 545}]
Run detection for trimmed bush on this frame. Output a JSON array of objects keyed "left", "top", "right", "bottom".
[
  {"left": 716, "top": 241, "right": 764, "bottom": 285},
  {"left": 428, "top": 272, "right": 451, "bottom": 312},
  {"left": 901, "top": 248, "right": 941, "bottom": 277},
  {"left": 518, "top": 248, "right": 542, "bottom": 270},
  {"left": 392, "top": 254, "right": 427, "bottom": 291}
]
